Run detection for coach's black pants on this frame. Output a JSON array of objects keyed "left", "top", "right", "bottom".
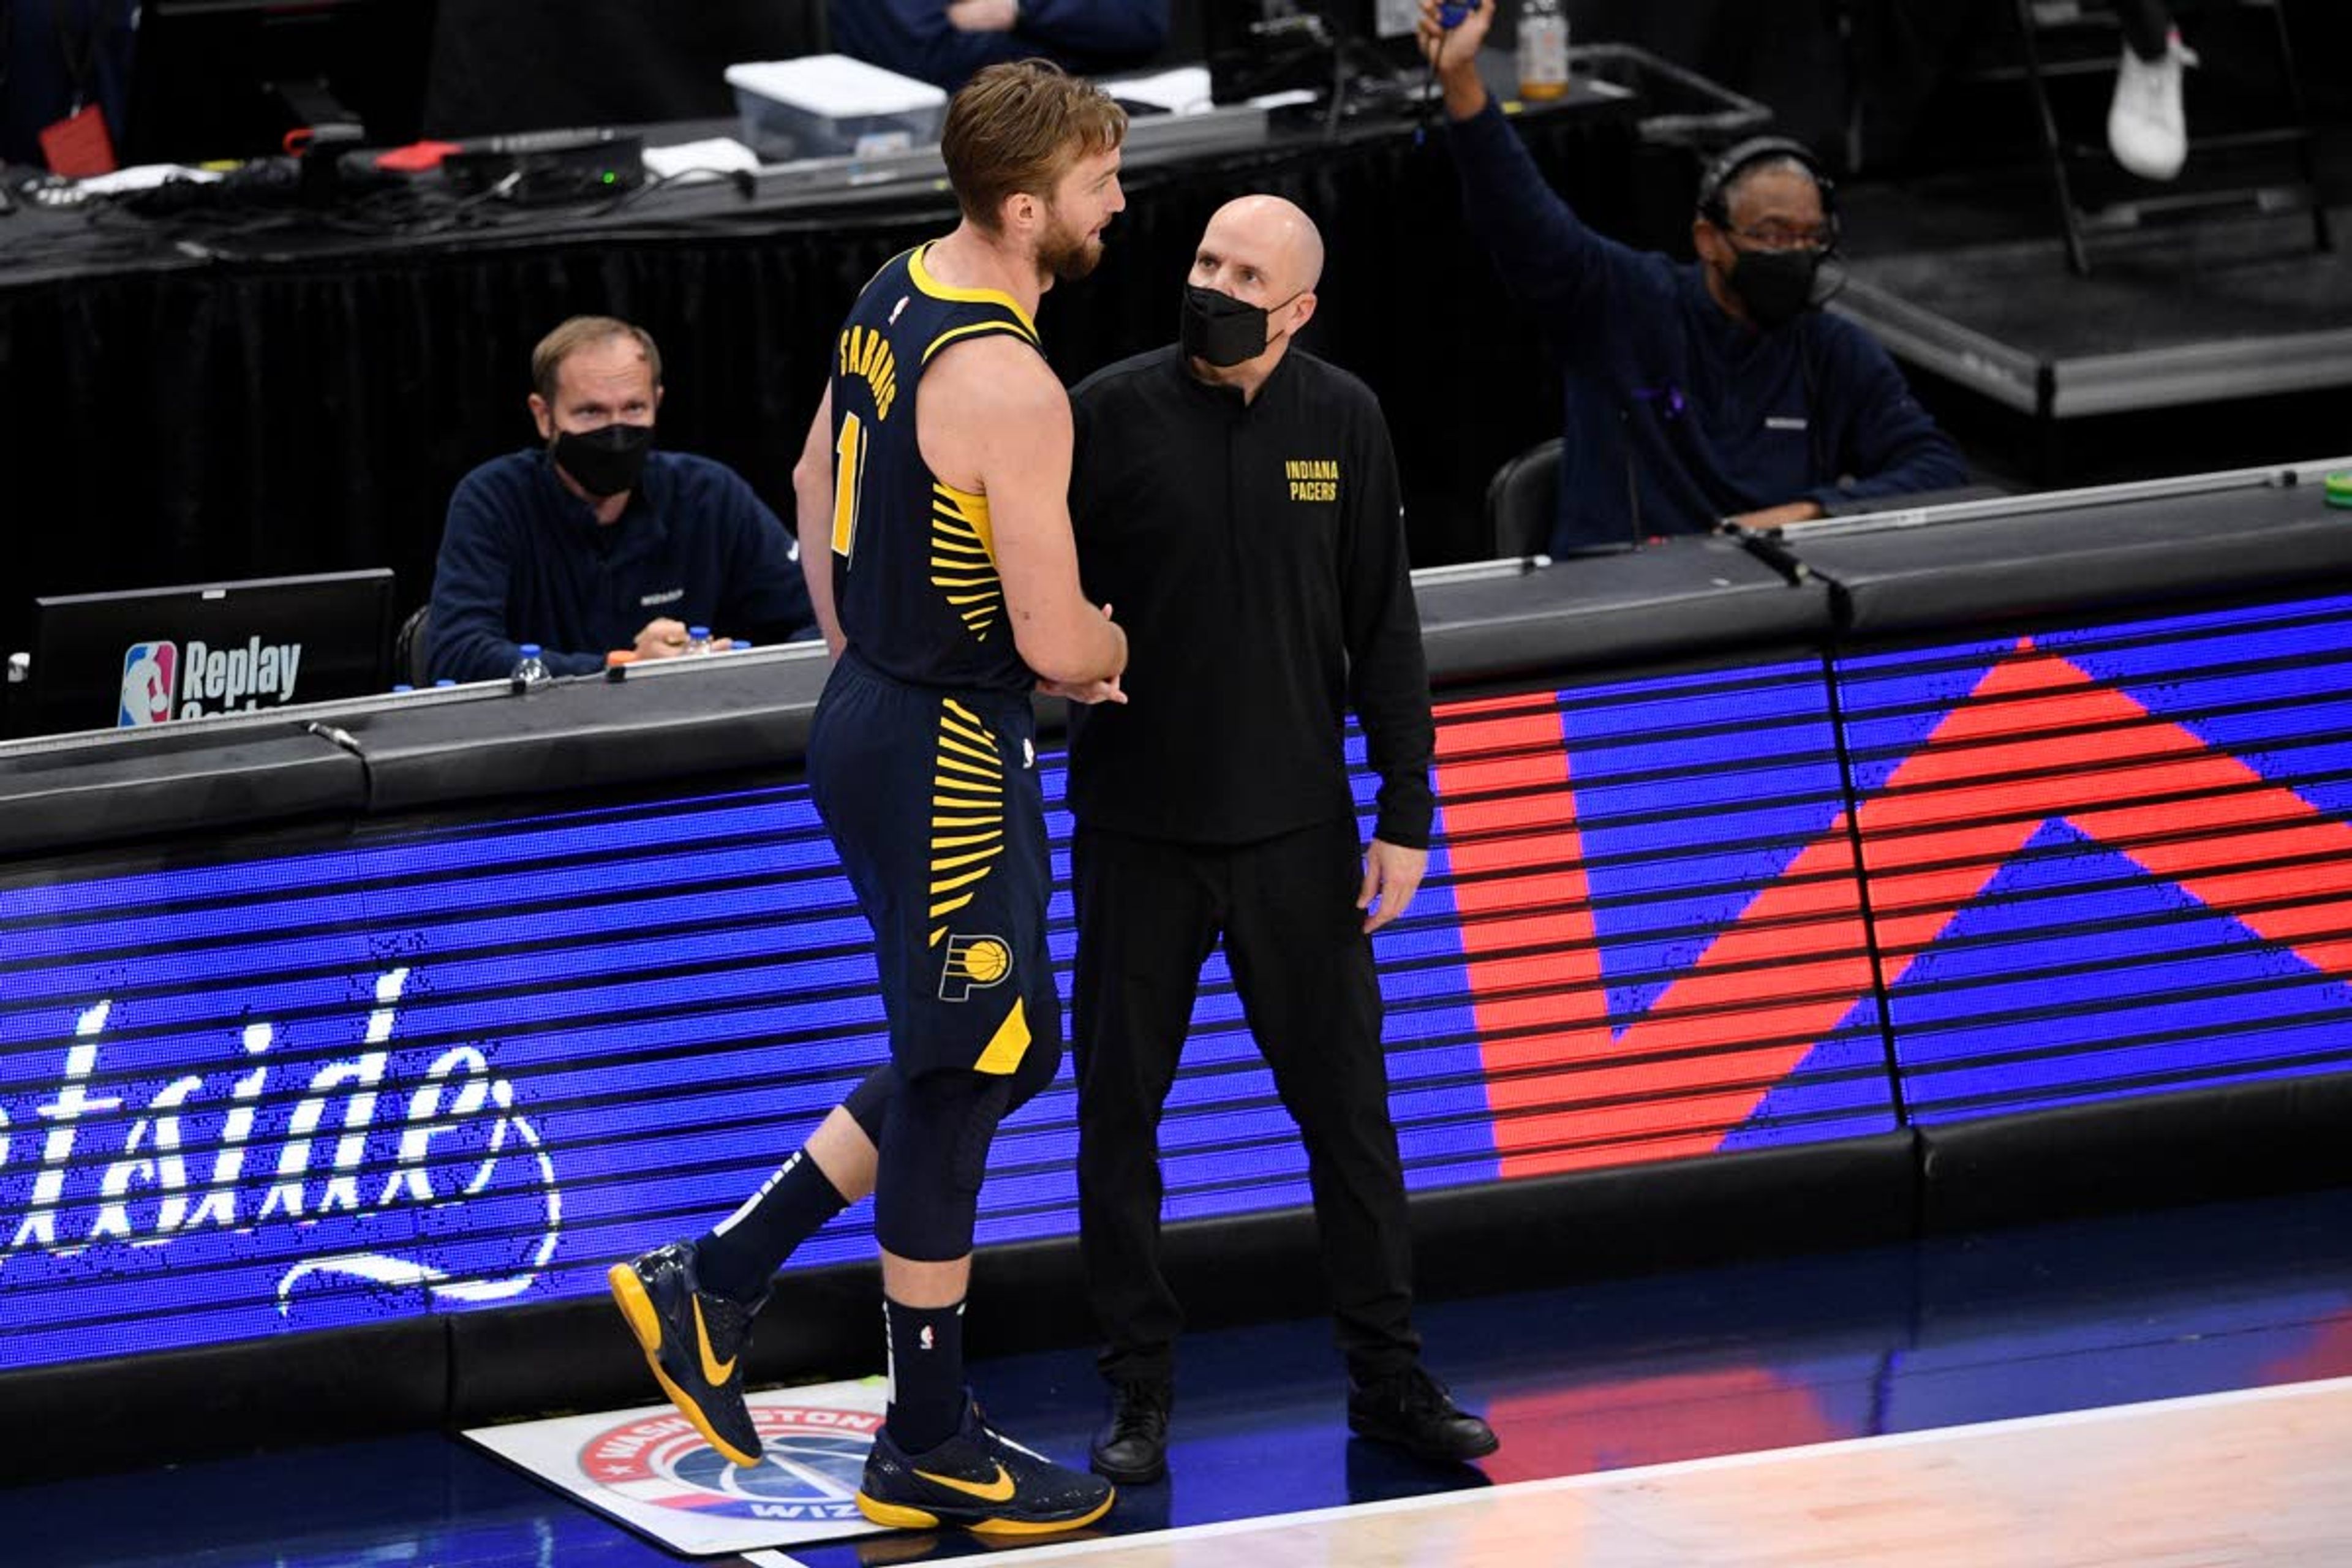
[{"left": 1072, "top": 817, "right": 1420, "bottom": 1387}]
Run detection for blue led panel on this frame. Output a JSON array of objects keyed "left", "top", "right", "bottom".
[
  {"left": 1428, "top": 660, "right": 1896, "bottom": 1177},
  {"left": 0, "top": 743, "right": 1498, "bottom": 1375},
  {"left": 1835, "top": 595, "right": 2352, "bottom": 1123}
]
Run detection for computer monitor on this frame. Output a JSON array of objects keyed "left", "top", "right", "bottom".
[
  {"left": 1205, "top": 1, "right": 1449, "bottom": 107},
  {"left": 124, "top": 0, "right": 440, "bottom": 166},
  {"left": 1359, "top": 0, "right": 1423, "bottom": 66},
  {"left": 1207, "top": 2, "right": 1336, "bottom": 106},
  {"left": 26, "top": 570, "right": 396, "bottom": 738}
]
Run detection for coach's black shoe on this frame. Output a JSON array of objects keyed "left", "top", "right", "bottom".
[
  {"left": 608, "top": 1241, "right": 767, "bottom": 1468},
  {"left": 1347, "top": 1365, "right": 1500, "bottom": 1463},
  {"left": 1088, "top": 1378, "right": 1172, "bottom": 1484},
  {"left": 858, "top": 1398, "right": 1115, "bottom": 1537}
]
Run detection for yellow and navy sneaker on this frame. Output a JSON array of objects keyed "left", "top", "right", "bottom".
[
  {"left": 857, "top": 1398, "right": 1115, "bottom": 1537},
  {"left": 607, "top": 1240, "right": 767, "bottom": 1468}
]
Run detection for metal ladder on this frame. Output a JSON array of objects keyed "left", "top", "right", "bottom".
[{"left": 2006, "top": 0, "right": 2332, "bottom": 274}]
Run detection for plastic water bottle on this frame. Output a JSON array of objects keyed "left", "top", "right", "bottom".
[
  {"left": 1518, "top": 0, "right": 1570, "bottom": 102},
  {"left": 511, "top": 643, "right": 551, "bottom": 692},
  {"left": 686, "top": 625, "right": 714, "bottom": 656}
]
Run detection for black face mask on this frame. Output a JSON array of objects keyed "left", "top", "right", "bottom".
[
  {"left": 551, "top": 421, "right": 654, "bottom": 499},
  {"left": 1179, "top": 284, "right": 1300, "bottom": 368},
  {"left": 1725, "top": 246, "right": 1824, "bottom": 331}
]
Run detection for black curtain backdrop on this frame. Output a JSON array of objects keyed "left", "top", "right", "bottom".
[
  {"left": 0, "top": 108, "right": 1634, "bottom": 650},
  {"left": 423, "top": 0, "right": 833, "bottom": 137},
  {"left": 421, "top": 1, "right": 1202, "bottom": 137}
]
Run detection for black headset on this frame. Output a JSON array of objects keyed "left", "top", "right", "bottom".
[{"left": 1695, "top": 136, "right": 1841, "bottom": 247}]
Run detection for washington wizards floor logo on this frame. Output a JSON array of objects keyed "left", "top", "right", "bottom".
[{"left": 579, "top": 1404, "right": 880, "bottom": 1523}]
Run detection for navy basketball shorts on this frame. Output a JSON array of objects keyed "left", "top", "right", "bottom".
[{"left": 807, "top": 650, "right": 1061, "bottom": 1099}]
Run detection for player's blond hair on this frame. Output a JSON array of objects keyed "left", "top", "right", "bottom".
[{"left": 941, "top": 59, "right": 1127, "bottom": 234}]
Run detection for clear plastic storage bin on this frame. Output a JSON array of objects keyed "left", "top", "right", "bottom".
[{"left": 725, "top": 55, "right": 949, "bottom": 161}]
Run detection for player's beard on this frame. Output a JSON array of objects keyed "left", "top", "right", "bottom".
[{"left": 1036, "top": 203, "right": 1104, "bottom": 282}]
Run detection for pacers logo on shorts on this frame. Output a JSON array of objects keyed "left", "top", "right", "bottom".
[{"left": 938, "top": 933, "right": 1013, "bottom": 1001}]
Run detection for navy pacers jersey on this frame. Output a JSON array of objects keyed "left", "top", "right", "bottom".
[
  {"left": 827, "top": 244, "right": 1044, "bottom": 695},
  {"left": 813, "top": 244, "right": 1060, "bottom": 1091}
]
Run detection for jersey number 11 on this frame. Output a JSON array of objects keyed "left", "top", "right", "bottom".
[{"left": 832, "top": 412, "right": 870, "bottom": 561}]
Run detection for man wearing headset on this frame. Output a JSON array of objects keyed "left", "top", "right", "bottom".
[{"left": 1421, "top": 1, "right": 1967, "bottom": 555}]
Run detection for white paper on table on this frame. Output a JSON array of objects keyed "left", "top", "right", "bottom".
[
  {"left": 78, "top": 164, "right": 222, "bottom": 195},
  {"left": 1099, "top": 65, "right": 1215, "bottom": 115},
  {"left": 643, "top": 137, "right": 766, "bottom": 182}
]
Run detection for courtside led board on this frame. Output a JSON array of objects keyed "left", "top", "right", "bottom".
[{"left": 4, "top": 595, "right": 2346, "bottom": 1376}]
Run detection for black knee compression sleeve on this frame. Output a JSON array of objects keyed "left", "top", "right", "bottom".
[
  {"left": 872, "top": 1069, "right": 1012, "bottom": 1261},
  {"left": 844, "top": 1063, "right": 899, "bottom": 1147}
]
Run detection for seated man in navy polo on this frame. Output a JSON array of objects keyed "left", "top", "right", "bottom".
[{"left": 427, "top": 315, "right": 814, "bottom": 682}]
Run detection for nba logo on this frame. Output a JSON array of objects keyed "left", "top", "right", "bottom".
[{"left": 120, "top": 642, "right": 179, "bottom": 728}]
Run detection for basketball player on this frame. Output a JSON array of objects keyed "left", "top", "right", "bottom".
[{"left": 606, "top": 59, "right": 1129, "bottom": 1537}]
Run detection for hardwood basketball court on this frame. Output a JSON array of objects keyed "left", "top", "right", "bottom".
[{"left": 750, "top": 1377, "right": 2352, "bottom": 1568}]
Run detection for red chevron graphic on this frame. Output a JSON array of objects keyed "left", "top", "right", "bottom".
[{"left": 1433, "top": 639, "right": 2352, "bottom": 1179}]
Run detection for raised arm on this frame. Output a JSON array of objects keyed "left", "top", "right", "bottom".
[
  {"left": 790, "top": 382, "right": 846, "bottom": 657},
  {"left": 1420, "top": 0, "right": 1623, "bottom": 320},
  {"left": 921, "top": 337, "right": 1125, "bottom": 687}
]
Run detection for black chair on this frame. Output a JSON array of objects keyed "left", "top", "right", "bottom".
[
  {"left": 1485, "top": 437, "right": 1562, "bottom": 559},
  {"left": 393, "top": 603, "right": 432, "bottom": 687}
]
